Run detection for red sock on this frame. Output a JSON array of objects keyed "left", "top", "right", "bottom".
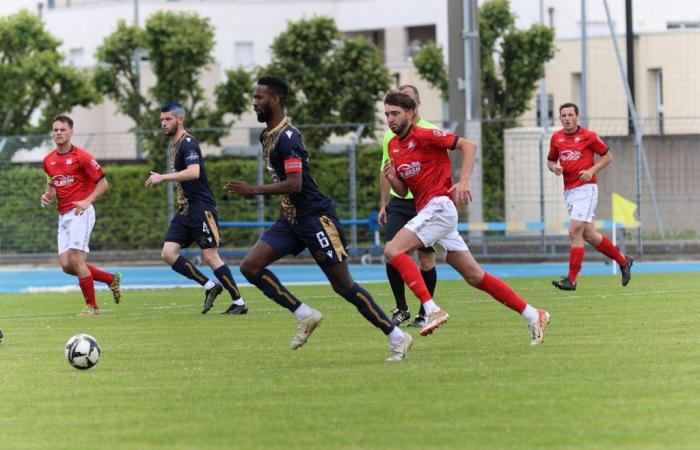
[
  {"left": 389, "top": 253, "right": 432, "bottom": 303},
  {"left": 78, "top": 276, "right": 98, "bottom": 308},
  {"left": 476, "top": 272, "right": 527, "bottom": 314},
  {"left": 87, "top": 264, "right": 114, "bottom": 285},
  {"left": 596, "top": 236, "right": 627, "bottom": 266},
  {"left": 568, "top": 246, "right": 585, "bottom": 282}
]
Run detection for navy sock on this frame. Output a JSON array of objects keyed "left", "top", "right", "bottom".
[
  {"left": 245, "top": 268, "right": 300, "bottom": 312},
  {"left": 214, "top": 265, "right": 242, "bottom": 300},
  {"left": 171, "top": 255, "right": 209, "bottom": 286},
  {"left": 420, "top": 267, "right": 437, "bottom": 316},
  {"left": 386, "top": 263, "right": 408, "bottom": 311},
  {"left": 341, "top": 283, "right": 394, "bottom": 335}
]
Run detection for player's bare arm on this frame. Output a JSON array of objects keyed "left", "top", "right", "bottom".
[
  {"left": 548, "top": 160, "right": 563, "bottom": 176},
  {"left": 448, "top": 137, "right": 476, "bottom": 206},
  {"left": 382, "top": 159, "right": 408, "bottom": 197},
  {"left": 377, "top": 171, "right": 392, "bottom": 227},
  {"left": 224, "top": 171, "right": 302, "bottom": 196},
  {"left": 40, "top": 184, "right": 56, "bottom": 207},
  {"left": 145, "top": 164, "right": 200, "bottom": 188},
  {"left": 73, "top": 177, "right": 108, "bottom": 215},
  {"left": 579, "top": 151, "right": 612, "bottom": 182}
]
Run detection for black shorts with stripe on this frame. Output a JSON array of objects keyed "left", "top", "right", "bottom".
[
  {"left": 261, "top": 212, "right": 349, "bottom": 267},
  {"left": 165, "top": 205, "right": 221, "bottom": 249}
]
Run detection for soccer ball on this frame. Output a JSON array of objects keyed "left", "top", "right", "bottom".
[{"left": 65, "top": 334, "right": 101, "bottom": 370}]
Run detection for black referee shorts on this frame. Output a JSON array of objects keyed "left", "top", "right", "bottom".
[{"left": 384, "top": 196, "right": 435, "bottom": 253}]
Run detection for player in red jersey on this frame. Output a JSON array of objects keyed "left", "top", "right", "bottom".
[
  {"left": 41, "top": 115, "right": 122, "bottom": 316},
  {"left": 548, "top": 103, "right": 633, "bottom": 291},
  {"left": 382, "top": 92, "right": 550, "bottom": 345}
]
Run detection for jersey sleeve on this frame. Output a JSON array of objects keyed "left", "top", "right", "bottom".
[
  {"left": 80, "top": 151, "right": 105, "bottom": 183},
  {"left": 589, "top": 132, "right": 609, "bottom": 155},
  {"left": 380, "top": 130, "right": 393, "bottom": 171},
  {"left": 277, "top": 130, "right": 304, "bottom": 174},
  {"left": 419, "top": 128, "right": 459, "bottom": 152},
  {"left": 179, "top": 138, "right": 202, "bottom": 167},
  {"left": 548, "top": 135, "right": 559, "bottom": 161}
]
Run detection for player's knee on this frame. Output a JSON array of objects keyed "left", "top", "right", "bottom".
[
  {"left": 60, "top": 260, "right": 74, "bottom": 274},
  {"left": 239, "top": 259, "right": 259, "bottom": 281},
  {"left": 160, "top": 248, "right": 177, "bottom": 265},
  {"left": 201, "top": 251, "right": 219, "bottom": 267},
  {"left": 383, "top": 244, "right": 399, "bottom": 262},
  {"left": 418, "top": 254, "right": 435, "bottom": 271},
  {"left": 333, "top": 279, "right": 354, "bottom": 295}
]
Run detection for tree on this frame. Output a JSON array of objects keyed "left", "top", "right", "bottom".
[
  {"left": 413, "top": 41, "right": 449, "bottom": 100},
  {"left": 0, "top": 11, "right": 98, "bottom": 137},
  {"left": 263, "top": 17, "right": 392, "bottom": 150},
  {"left": 94, "top": 11, "right": 251, "bottom": 167},
  {"left": 480, "top": 0, "right": 555, "bottom": 220}
]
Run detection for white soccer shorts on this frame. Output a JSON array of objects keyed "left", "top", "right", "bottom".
[
  {"left": 564, "top": 183, "right": 598, "bottom": 223},
  {"left": 57, "top": 205, "right": 96, "bottom": 255},
  {"left": 405, "top": 196, "right": 469, "bottom": 252}
]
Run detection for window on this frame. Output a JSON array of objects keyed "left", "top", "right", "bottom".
[
  {"left": 571, "top": 73, "right": 581, "bottom": 106},
  {"left": 649, "top": 68, "right": 664, "bottom": 135},
  {"left": 69, "top": 48, "right": 85, "bottom": 67},
  {"left": 667, "top": 21, "right": 700, "bottom": 30},
  {"left": 406, "top": 25, "right": 436, "bottom": 59},
  {"left": 344, "top": 29, "right": 385, "bottom": 62},
  {"left": 536, "top": 94, "right": 554, "bottom": 126},
  {"left": 234, "top": 42, "right": 253, "bottom": 68}
]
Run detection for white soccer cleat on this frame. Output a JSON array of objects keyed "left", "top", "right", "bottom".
[
  {"left": 420, "top": 308, "right": 449, "bottom": 336},
  {"left": 291, "top": 309, "right": 323, "bottom": 350},
  {"left": 529, "top": 309, "right": 551, "bottom": 346},
  {"left": 386, "top": 332, "right": 414, "bottom": 362}
]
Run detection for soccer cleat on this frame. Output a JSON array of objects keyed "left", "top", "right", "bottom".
[
  {"left": 0, "top": 328, "right": 3, "bottom": 342},
  {"left": 390, "top": 308, "right": 411, "bottom": 327},
  {"left": 420, "top": 308, "right": 449, "bottom": 336},
  {"left": 291, "top": 309, "right": 323, "bottom": 350},
  {"left": 407, "top": 315, "right": 426, "bottom": 328},
  {"left": 80, "top": 305, "right": 100, "bottom": 317},
  {"left": 221, "top": 303, "right": 248, "bottom": 315},
  {"left": 201, "top": 283, "right": 223, "bottom": 314},
  {"left": 529, "top": 309, "right": 551, "bottom": 346},
  {"left": 620, "top": 256, "right": 633, "bottom": 286},
  {"left": 109, "top": 272, "right": 123, "bottom": 304},
  {"left": 552, "top": 277, "right": 576, "bottom": 291},
  {"left": 386, "top": 332, "right": 414, "bottom": 362}
]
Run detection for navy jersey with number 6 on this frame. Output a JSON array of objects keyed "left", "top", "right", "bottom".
[
  {"left": 261, "top": 123, "right": 334, "bottom": 222},
  {"left": 171, "top": 133, "right": 216, "bottom": 213}
]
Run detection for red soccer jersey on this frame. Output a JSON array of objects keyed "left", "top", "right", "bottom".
[
  {"left": 43, "top": 146, "right": 105, "bottom": 214},
  {"left": 548, "top": 126, "right": 609, "bottom": 191},
  {"left": 388, "top": 125, "right": 459, "bottom": 211}
]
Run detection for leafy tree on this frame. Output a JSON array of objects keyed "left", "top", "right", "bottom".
[
  {"left": 263, "top": 17, "right": 392, "bottom": 150},
  {"left": 94, "top": 11, "right": 251, "bottom": 167},
  {"left": 413, "top": 41, "right": 449, "bottom": 100},
  {"left": 0, "top": 11, "right": 98, "bottom": 138}
]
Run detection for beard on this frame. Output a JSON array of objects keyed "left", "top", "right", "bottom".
[
  {"left": 163, "top": 126, "right": 177, "bottom": 137},
  {"left": 255, "top": 108, "right": 270, "bottom": 123}
]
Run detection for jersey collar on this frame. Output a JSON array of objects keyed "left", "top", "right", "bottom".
[{"left": 398, "top": 124, "right": 414, "bottom": 141}]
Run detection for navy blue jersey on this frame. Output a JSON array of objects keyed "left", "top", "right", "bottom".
[
  {"left": 260, "top": 122, "right": 334, "bottom": 222},
  {"left": 170, "top": 133, "right": 216, "bottom": 213}
]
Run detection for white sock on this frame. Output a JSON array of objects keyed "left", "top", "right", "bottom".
[
  {"left": 422, "top": 300, "right": 440, "bottom": 315},
  {"left": 521, "top": 304, "right": 539, "bottom": 324},
  {"left": 232, "top": 298, "right": 245, "bottom": 306},
  {"left": 294, "top": 303, "right": 313, "bottom": 321},
  {"left": 388, "top": 327, "right": 405, "bottom": 345},
  {"left": 203, "top": 280, "right": 216, "bottom": 290}
]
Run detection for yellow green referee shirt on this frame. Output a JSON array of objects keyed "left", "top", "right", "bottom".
[{"left": 380, "top": 118, "right": 440, "bottom": 200}]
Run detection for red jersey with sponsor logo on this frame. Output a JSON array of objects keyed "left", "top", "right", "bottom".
[
  {"left": 548, "top": 126, "right": 609, "bottom": 191},
  {"left": 43, "top": 146, "right": 105, "bottom": 214},
  {"left": 388, "top": 125, "right": 459, "bottom": 211}
]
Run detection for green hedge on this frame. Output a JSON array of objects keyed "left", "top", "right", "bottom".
[{"left": 0, "top": 146, "right": 383, "bottom": 254}]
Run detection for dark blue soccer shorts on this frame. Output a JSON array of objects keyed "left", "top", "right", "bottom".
[
  {"left": 165, "top": 207, "right": 221, "bottom": 249},
  {"left": 261, "top": 213, "right": 349, "bottom": 267}
]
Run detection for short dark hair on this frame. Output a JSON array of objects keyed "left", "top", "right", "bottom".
[
  {"left": 161, "top": 102, "right": 186, "bottom": 117},
  {"left": 257, "top": 76, "right": 289, "bottom": 105},
  {"left": 398, "top": 84, "right": 420, "bottom": 101},
  {"left": 559, "top": 102, "right": 579, "bottom": 115},
  {"left": 52, "top": 115, "right": 74, "bottom": 129},
  {"left": 384, "top": 91, "right": 417, "bottom": 111}
]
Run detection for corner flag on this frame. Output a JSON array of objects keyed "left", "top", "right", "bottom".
[{"left": 612, "top": 193, "right": 638, "bottom": 227}]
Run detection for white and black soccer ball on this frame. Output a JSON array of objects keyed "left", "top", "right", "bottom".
[{"left": 65, "top": 334, "right": 101, "bottom": 370}]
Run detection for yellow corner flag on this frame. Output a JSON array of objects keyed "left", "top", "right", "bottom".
[{"left": 612, "top": 193, "right": 638, "bottom": 228}]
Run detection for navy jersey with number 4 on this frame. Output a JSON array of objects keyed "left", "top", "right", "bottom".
[
  {"left": 171, "top": 133, "right": 216, "bottom": 212},
  {"left": 261, "top": 124, "right": 334, "bottom": 220}
]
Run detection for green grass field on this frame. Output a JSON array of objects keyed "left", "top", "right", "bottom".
[{"left": 1, "top": 272, "right": 699, "bottom": 449}]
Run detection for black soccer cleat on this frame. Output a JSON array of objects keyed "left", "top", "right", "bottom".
[
  {"left": 202, "top": 283, "right": 223, "bottom": 314},
  {"left": 390, "top": 308, "right": 411, "bottom": 327},
  {"left": 552, "top": 277, "right": 577, "bottom": 291},
  {"left": 221, "top": 303, "right": 248, "bottom": 315},
  {"left": 407, "top": 315, "right": 426, "bottom": 328},
  {"left": 620, "top": 256, "right": 634, "bottom": 287}
]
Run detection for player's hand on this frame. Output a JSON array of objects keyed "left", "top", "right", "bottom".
[
  {"left": 40, "top": 192, "right": 53, "bottom": 207},
  {"left": 144, "top": 171, "right": 165, "bottom": 188},
  {"left": 382, "top": 159, "right": 397, "bottom": 181},
  {"left": 448, "top": 179, "right": 472, "bottom": 206},
  {"left": 72, "top": 199, "right": 92, "bottom": 215},
  {"left": 378, "top": 206, "right": 387, "bottom": 227},
  {"left": 551, "top": 162, "right": 563, "bottom": 176},
  {"left": 578, "top": 169, "right": 594, "bottom": 182},
  {"left": 224, "top": 179, "right": 257, "bottom": 196}
]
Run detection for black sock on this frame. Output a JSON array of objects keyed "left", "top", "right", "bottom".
[
  {"left": 419, "top": 267, "right": 437, "bottom": 316},
  {"left": 341, "top": 283, "right": 394, "bottom": 335},
  {"left": 245, "top": 268, "right": 300, "bottom": 312},
  {"left": 171, "top": 255, "right": 209, "bottom": 286},
  {"left": 214, "top": 265, "right": 242, "bottom": 301},
  {"left": 386, "top": 263, "right": 408, "bottom": 311}
]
